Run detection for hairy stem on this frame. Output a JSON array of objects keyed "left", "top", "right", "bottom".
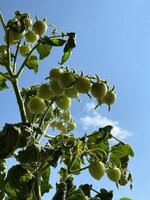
[
  {"left": 11, "top": 79, "right": 27, "bottom": 123},
  {"left": 0, "top": 12, "right": 6, "bottom": 31},
  {"left": 34, "top": 172, "right": 41, "bottom": 200}
]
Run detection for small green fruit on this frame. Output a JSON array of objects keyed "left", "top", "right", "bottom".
[{"left": 89, "top": 162, "right": 105, "bottom": 180}]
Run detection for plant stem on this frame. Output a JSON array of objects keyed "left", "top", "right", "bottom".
[
  {"left": 110, "top": 134, "right": 124, "bottom": 144},
  {"left": 16, "top": 43, "right": 39, "bottom": 78},
  {"left": 13, "top": 40, "right": 21, "bottom": 73},
  {"left": 35, "top": 98, "right": 55, "bottom": 140},
  {"left": 0, "top": 12, "right": 6, "bottom": 31},
  {"left": 11, "top": 79, "right": 27, "bottom": 123},
  {"left": 34, "top": 172, "right": 41, "bottom": 200}
]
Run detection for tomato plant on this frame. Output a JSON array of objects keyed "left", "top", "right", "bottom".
[{"left": 0, "top": 11, "right": 134, "bottom": 200}]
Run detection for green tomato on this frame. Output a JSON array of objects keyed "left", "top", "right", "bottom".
[
  {"left": 89, "top": 162, "right": 105, "bottom": 180},
  {"left": 62, "top": 111, "right": 72, "bottom": 121},
  {"left": 50, "top": 120, "right": 57, "bottom": 128},
  {"left": 32, "top": 20, "right": 47, "bottom": 35},
  {"left": 67, "top": 121, "right": 76, "bottom": 131},
  {"left": 55, "top": 95, "right": 71, "bottom": 110},
  {"left": 37, "top": 84, "right": 53, "bottom": 100},
  {"left": 25, "top": 31, "right": 39, "bottom": 43},
  {"left": 64, "top": 86, "right": 79, "bottom": 99},
  {"left": 74, "top": 76, "right": 91, "bottom": 93},
  {"left": 27, "top": 96, "right": 46, "bottom": 114},
  {"left": 49, "top": 80, "right": 64, "bottom": 96},
  {"left": 24, "top": 17, "right": 32, "bottom": 29},
  {"left": 55, "top": 121, "right": 65, "bottom": 130},
  {"left": 10, "top": 30, "right": 25, "bottom": 41},
  {"left": 107, "top": 167, "right": 121, "bottom": 182},
  {"left": 4, "top": 31, "right": 25, "bottom": 45},
  {"left": 102, "top": 91, "right": 116, "bottom": 105},
  {"left": 58, "top": 72, "right": 75, "bottom": 89},
  {"left": 49, "top": 67, "right": 63, "bottom": 80},
  {"left": 19, "top": 45, "right": 31, "bottom": 57},
  {"left": 91, "top": 82, "right": 107, "bottom": 100}
]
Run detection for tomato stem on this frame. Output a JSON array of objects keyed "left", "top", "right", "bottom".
[
  {"left": 13, "top": 40, "right": 21, "bottom": 73},
  {"left": 0, "top": 12, "right": 6, "bottom": 31},
  {"left": 34, "top": 172, "right": 41, "bottom": 200},
  {"left": 16, "top": 43, "right": 39, "bottom": 78},
  {"left": 11, "top": 79, "right": 27, "bottom": 123}
]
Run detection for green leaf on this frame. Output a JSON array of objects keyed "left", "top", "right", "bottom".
[
  {"left": 41, "top": 37, "right": 66, "bottom": 46},
  {"left": 66, "top": 189, "right": 86, "bottom": 200},
  {"left": 26, "top": 55, "right": 39, "bottom": 73},
  {"left": 95, "top": 189, "right": 113, "bottom": 200},
  {"left": 79, "top": 184, "right": 91, "bottom": 197},
  {"left": 0, "top": 74, "right": 8, "bottom": 91},
  {"left": 5, "top": 165, "right": 33, "bottom": 199},
  {"left": 41, "top": 166, "right": 52, "bottom": 196},
  {"left": 64, "top": 33, "right": 76, "bottom": 52},
  {"left": 70, "top": 157, "right": 81, "bottom": 174},
  {"left": 0, "top": 123, "right": 33, "bottom": 159},
  {"left": 110, "top": 143, "right": 134, "bottom": 168},
  {"left": 120, "top": 198, "right": 132, "bottom": 200},
  {"left": 60, "top": 33, "right": 76, "bottom": 64},
  {"left": 37, "top": 43, "right": 52, "bottom": 60},
  {"left": 60, "top": 49, "right": 72, "bottom": 64}
]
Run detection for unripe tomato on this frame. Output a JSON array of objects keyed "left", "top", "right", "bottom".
[
  {"left": 27, "top": 96, "right": 46, "bottom": 114},
  {"left": 89, "top": 162, "right": 105, "bottom": 180},
  {"left": 55, "top": 95, "right": 71, "bottom": 110},
  {"left": 19, "top": 45, "right": 31, "bottom": 57},
  {"left": 37, "top": 84, "right": 53, "bottom": 100},
  {"left": 107, "top": 167, "right": 121, "bottom": 182},
  {"left": 62, "top": 111, "right": 72, "bottom": 121},
  {"left": 64, "top": 86, "right": 79, "bottom": 99},
  {"left": 49, "top": 80, "right": 64, "bottom": 96},
  {"left": 25, "top": 31, "right": 39, "bottom": 43},
  {"left": 56, "top": 121, "right": 65, "bottom": 130},
  {"left": 50, "top": 120, "right": 57, "bottom": 128},
  {"left": 58, "top": 72, "right": 75, "bottom": 89},
  {"left": 102, "top": 91, "right": 116, "bottom": 105},
  {"left": 32, "top": 20, "right": 47, "bottom": 35},
  {"left": 10, "top": 30, "right": 25, "bottom": 41},
  {"left": 91, "top": 82, "right": 107, "bottom": 100},
  {"left": 67, "top": 121, "right": 76, "bottom": 131},
  {"left": 4, "top": 31, "right": 24, "bottom": 45},
  {"left": 24, "top": 17, "right": 32, "bottom": 29},
  {"left": 74, "top": 76, "right": 91, "bottom": 93},
  {"left": 49, "top": 67, "right": 62, "bottom": 80}
]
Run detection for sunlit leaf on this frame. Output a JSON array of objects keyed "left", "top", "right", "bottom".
[
  {"left": 26, "top": 55, "right": 39, "bottom": 73},
  {"left": 37, "top": 43, "right": 52, "bottom": 60},
  {"left": 60, "top": 49, "right": 72, "bottom": 64}
]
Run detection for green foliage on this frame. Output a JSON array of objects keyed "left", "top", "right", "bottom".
[{"left": 0, "top": 10, "right": 134, "bottom": 200}]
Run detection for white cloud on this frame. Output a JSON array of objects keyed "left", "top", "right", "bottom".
[{"left": 80, "top": 102, "right": 132, "bottom": 139}]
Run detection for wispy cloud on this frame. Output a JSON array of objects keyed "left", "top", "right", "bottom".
[{"left": 80, "top": 102, "right": 132, "bottom": 139}]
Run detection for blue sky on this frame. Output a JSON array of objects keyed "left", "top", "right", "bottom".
[{"left": 0, "top": 0, "right": 150, "bottom": 199}]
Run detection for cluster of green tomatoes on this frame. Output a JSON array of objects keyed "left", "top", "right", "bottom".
[
  {"left": 89, "top": 161, "right": 122, "bottom": 183},
  {"left": 27, "top": 66, "right": 116, "bottom": 132},
  {"left": 0, "top": 13, "right": 48, "bottom": 66}
]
